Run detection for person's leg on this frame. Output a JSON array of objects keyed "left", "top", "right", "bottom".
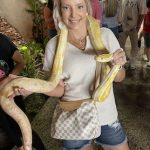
[
  {"left": 118, "top": 31, "right": 129, "bottom": 62},
  {"left": 84, "top": 145, "right": 93, "bottom": 150},
  {"left": 144, "top": 33, "right": 150, "bottom": 64},
  {"left": 118, "top": 31, "right": 128, "bottom": 51},
  {"left": 138, "top": 30, "right": 144, "bottom": 48},
  {"left": 103, "top": 143, "right": 129, "bottom": 150},
  {"left": 129, "top": 29, "right": 139, "bottom": 69},
  {"left": 95, "top": 120, "right": 129, "bottom": 150},
  {"left": 62, "top": 139, "right": 92, "bottom": 150}
]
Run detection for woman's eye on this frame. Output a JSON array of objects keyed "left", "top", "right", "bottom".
[
  {"left": 62, "top": 6, "right": 69, "bottom": 10},
  {"left": 78, "top": 5, "right": 84, "bottom": 9}
]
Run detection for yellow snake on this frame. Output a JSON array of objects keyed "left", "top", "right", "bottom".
[{"left": 0, "top": 16, "right": 120, "bottom": 150}]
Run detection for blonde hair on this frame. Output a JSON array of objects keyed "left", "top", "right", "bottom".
[
  {"left": 104, "top": 0, "right": 118, "bottom": 17},
  {"left": 53, "top": 0, "right": 92, "bottom": 30}
]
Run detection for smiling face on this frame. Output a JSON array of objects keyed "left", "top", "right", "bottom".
[{"left": 60, "top": 0, "right": 88, "bottom": 30}]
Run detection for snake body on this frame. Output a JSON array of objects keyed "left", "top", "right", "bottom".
[{"left": 0, "top": 16, "right": 120, "bottom": 150}]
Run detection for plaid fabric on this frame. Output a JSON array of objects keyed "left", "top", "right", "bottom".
[{"left": 51, "top": 101, "right": 100, "bottom": 140}]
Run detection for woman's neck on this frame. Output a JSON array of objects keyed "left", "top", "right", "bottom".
[
  {"left": 68, "top": 24, "right": 87, "bottom": 40},
  {"left": 68, "top": 25, "right": 87, "bottom": 50}
]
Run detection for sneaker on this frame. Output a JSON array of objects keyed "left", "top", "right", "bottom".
[
  {"left": 146, "top": 61, "right": 150, "bottom": 67},
  {"left": 138, "top": 40, "right": 141, "bottom": 48},
  {"left": 143, "top": 55, "right": 148, "bottom": 61},
  {"left": 130, "top": 64, "right": 136, "bottom": 70}
]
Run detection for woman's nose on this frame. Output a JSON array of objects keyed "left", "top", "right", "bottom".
[{"left": 70, "top": 8, "right": 76, "bottom": 17}]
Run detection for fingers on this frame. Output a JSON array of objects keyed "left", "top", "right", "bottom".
[
  {"left": 112, "top": 48, "right": 127, "bottom": 66},
  {"left": 8, "top": 87, "right": 32, "bottom": 99}
]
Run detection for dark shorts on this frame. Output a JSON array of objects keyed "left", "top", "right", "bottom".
[
  {"left": 62, "top": 120, "right": 127, "bottom": 150},
  {"left": 144, "top": 33, "right": 150, "bottom": 48}
]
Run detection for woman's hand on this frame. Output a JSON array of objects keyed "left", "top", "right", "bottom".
[
  {"left": 44, "top": 79, "right": 65, "bottom": 97},
  {"left": 111, "top": 48, "right": 126, "bottom": 82},
  {"left": 111, "top": 48, "right": 127, "bottom": 66}
]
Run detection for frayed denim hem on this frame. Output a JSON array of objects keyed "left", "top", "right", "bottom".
[{"left": 95, "top": 137, "right": 128, "bottom": 149}]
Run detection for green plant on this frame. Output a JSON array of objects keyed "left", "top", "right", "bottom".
[
  {"left": 18, "top": 41, "right": 44, "bottom": 78},
  {"left": 25, "top": 0, "right": 45, "bottom": 44}
]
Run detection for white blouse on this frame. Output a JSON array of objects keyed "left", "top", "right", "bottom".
[{"left": 43, "top": 27, "right": 120, "bottom": 125}]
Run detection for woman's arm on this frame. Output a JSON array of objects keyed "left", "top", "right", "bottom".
[
  {"left": 44, "top": 79, "right": 65, "bottom": 97},
  {"left": 11, "top": 50, "right": 25, "bottom": 75},
  {"left": 8, "top": 79, "right": 65, "bottom": 99}
]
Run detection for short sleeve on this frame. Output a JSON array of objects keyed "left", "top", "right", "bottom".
[
  {"left": 43, "top": 36, "right": 58, "bottom": 71},
  {"left": 0, "top": 34, "right": 17, "bottom": 58},
  {"left": 101, "top": 27, "right": 120, "bottom": 53}
]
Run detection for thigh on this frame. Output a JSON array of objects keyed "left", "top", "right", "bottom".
[
  {"left": 95, "top": 120, "right": 127, "bottom": 148},
  {"left": 62, "top": 139, "right": 92, "bottom": 150}
]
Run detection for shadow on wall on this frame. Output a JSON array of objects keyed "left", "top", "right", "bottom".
[{"left": 0, "top": 0, "right": 33, "bottom": 41}]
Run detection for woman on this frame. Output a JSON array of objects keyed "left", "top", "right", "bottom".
[
  {"left": 43, "top": 0, "right": 129, "bottom": 150},
  {"left": 11, "top": 0, "right": 129, "bottom": 149}
]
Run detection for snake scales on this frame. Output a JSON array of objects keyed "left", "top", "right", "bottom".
[{"left": 0, "top": 16, "right": 121, "bottom": 150}]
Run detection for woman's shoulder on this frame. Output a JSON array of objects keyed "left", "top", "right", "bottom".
[
  {"left": 46, "top": 35, "right": 58, "bottom": 47},
  {"left": 100, "top": 27, "right": 115, "bottom": 37},
  {"left": 100, "top": 27, "right": 120, "bottom": 52}
]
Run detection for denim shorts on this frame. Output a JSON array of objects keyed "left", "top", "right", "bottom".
[{"left": 62, "top": 120, "right": 127, "bottom": 150}]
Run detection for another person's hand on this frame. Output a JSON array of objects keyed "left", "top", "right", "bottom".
[
  {"left": 111, "top": 48, "right": 127, "bottom": 66},
  {"left": 8, "top": 87, "right": 33, "bottom": 99},
  {"left": 18, "top": 146, "right": 24, "bottom": 150},
  {"left": 0, "top": 74, "right": 18, "bottom": 90}
]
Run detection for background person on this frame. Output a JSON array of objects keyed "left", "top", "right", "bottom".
[
  {"left": 119, "top": 0, "right": 146, "bottom": 69},
  {"left": 0, "top": 33, "right": 46, "bottom": 150},
  {"left": 100, "top": 0, "right": 122, "bottom": 39},
  {"left": 143, "top": 0, "right": 150, "bottom": 66},
  {"left": 91, "top": 0, "right": 102, "bottom": 22},
  {"left": 43, "top": 0, "right": 57, "bottom": 39}
]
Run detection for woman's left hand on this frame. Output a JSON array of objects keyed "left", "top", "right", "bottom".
[{"left": 111, "top": 48, "right": 127, "bottom": 66}]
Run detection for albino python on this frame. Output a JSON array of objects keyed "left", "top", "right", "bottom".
[{"left": 0, "top": 16, "right": 121, "bottom": 150}]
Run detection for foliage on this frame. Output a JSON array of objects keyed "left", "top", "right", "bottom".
[
  {"left": 18, "top": 41, "right": 44, "bottom": 78},
  {"left": 25, "top": 0, "right": 45, "bottom": 44}
]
